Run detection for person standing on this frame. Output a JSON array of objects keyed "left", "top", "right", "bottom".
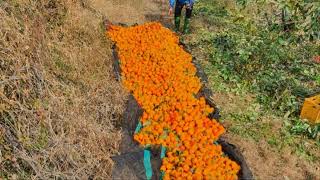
[{"left": 169, "top": 0, "right": 195, "bottom": 34}]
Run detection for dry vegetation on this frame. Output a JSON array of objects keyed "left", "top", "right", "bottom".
[{"left": 0, "top": 0, "right": 126, "bottom": 178}]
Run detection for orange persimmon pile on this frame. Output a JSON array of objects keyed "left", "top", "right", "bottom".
[{"left": 107, "top": 22, "right": 240, "bottom": 179}]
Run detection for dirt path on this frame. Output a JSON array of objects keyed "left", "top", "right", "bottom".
[{"left": 88, "top": 0, "right": 172, "bottom": 25}]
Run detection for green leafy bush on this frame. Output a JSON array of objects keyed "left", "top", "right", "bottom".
[{"left": 194, "top": 0, "right": 320, "bottom": 116}]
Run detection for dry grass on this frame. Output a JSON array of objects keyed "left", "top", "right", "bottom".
[{"left": 0, "top": 0, "right": 126, "bottom": 179}]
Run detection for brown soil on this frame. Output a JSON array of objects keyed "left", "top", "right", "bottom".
[
  {"left": 89, "top": 0, "right": 172, "bottom": 26},
  {"left": 223, "top": 134, "right": 319, "bottom": 180},
  {"left": 214, "top": 93, "right": 320, "bottom": 180}
]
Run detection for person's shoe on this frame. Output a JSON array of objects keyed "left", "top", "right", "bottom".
[
  {"left": 183, "top": 18, "right": 191, "bottom": 34},
  {"left": 174, "top": 17, "right": 181, "bottom": 32}
]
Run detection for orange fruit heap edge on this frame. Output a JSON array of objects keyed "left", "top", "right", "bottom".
[{"left": 107, "top": 22, "right": 240, "bottom": 180}]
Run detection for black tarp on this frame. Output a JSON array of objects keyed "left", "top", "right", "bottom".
[
  {"left": 111, "top": 94, "right": 253, "bottom": 180},
  {"left": 107, "top": 22, "right": 254, "bottom": 180}
]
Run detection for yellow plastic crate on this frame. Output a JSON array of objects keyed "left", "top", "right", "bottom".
[{"left": 300, "top": 94, "right": 320, "bottom": 124}]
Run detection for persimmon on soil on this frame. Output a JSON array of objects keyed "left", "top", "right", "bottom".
[{"left": 107, "top": 22, "right": 240, "bottom": 179}]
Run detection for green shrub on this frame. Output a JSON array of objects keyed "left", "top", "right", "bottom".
[{"left": 194, "top": 0, "right": 320, "bottom": 116}]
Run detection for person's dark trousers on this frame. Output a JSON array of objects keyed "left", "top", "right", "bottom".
[{"left": 174, "top": 1, "right": 193, "bottom": 33}]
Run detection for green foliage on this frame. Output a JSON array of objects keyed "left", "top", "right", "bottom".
[
  {"left": 227, "top": 113, "right": 272, "bottom": 142},
  {"left": 290, "top": 119, "right": 320, "bottom": 139},
  {"left": 273, "top": 0, "right": 320, "bottom": 40},
  {"left": 238, "top": 0, "right": 320, "bottom": 40},
  {"left": 194, "top": 0, "right": 320, "bottom": 117},
  {"left": 316, "top": 75, "right": 320, "bottom": 84},
  {"left": 193, "top": 0, "right": 230, "bottom": 27}
]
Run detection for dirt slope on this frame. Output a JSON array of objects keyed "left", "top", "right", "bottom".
[
  {"left": 1, "top": 0, "right": 168, "bottom": 179},
  {"left": 89, "top": 0, "right": 169, "bottom": 25},
  {"left": 1, "top": 0, "right": 127, "bottom": 179},
  {"left": 213, "top": 93, "right": 320, "bottom": 180}
]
